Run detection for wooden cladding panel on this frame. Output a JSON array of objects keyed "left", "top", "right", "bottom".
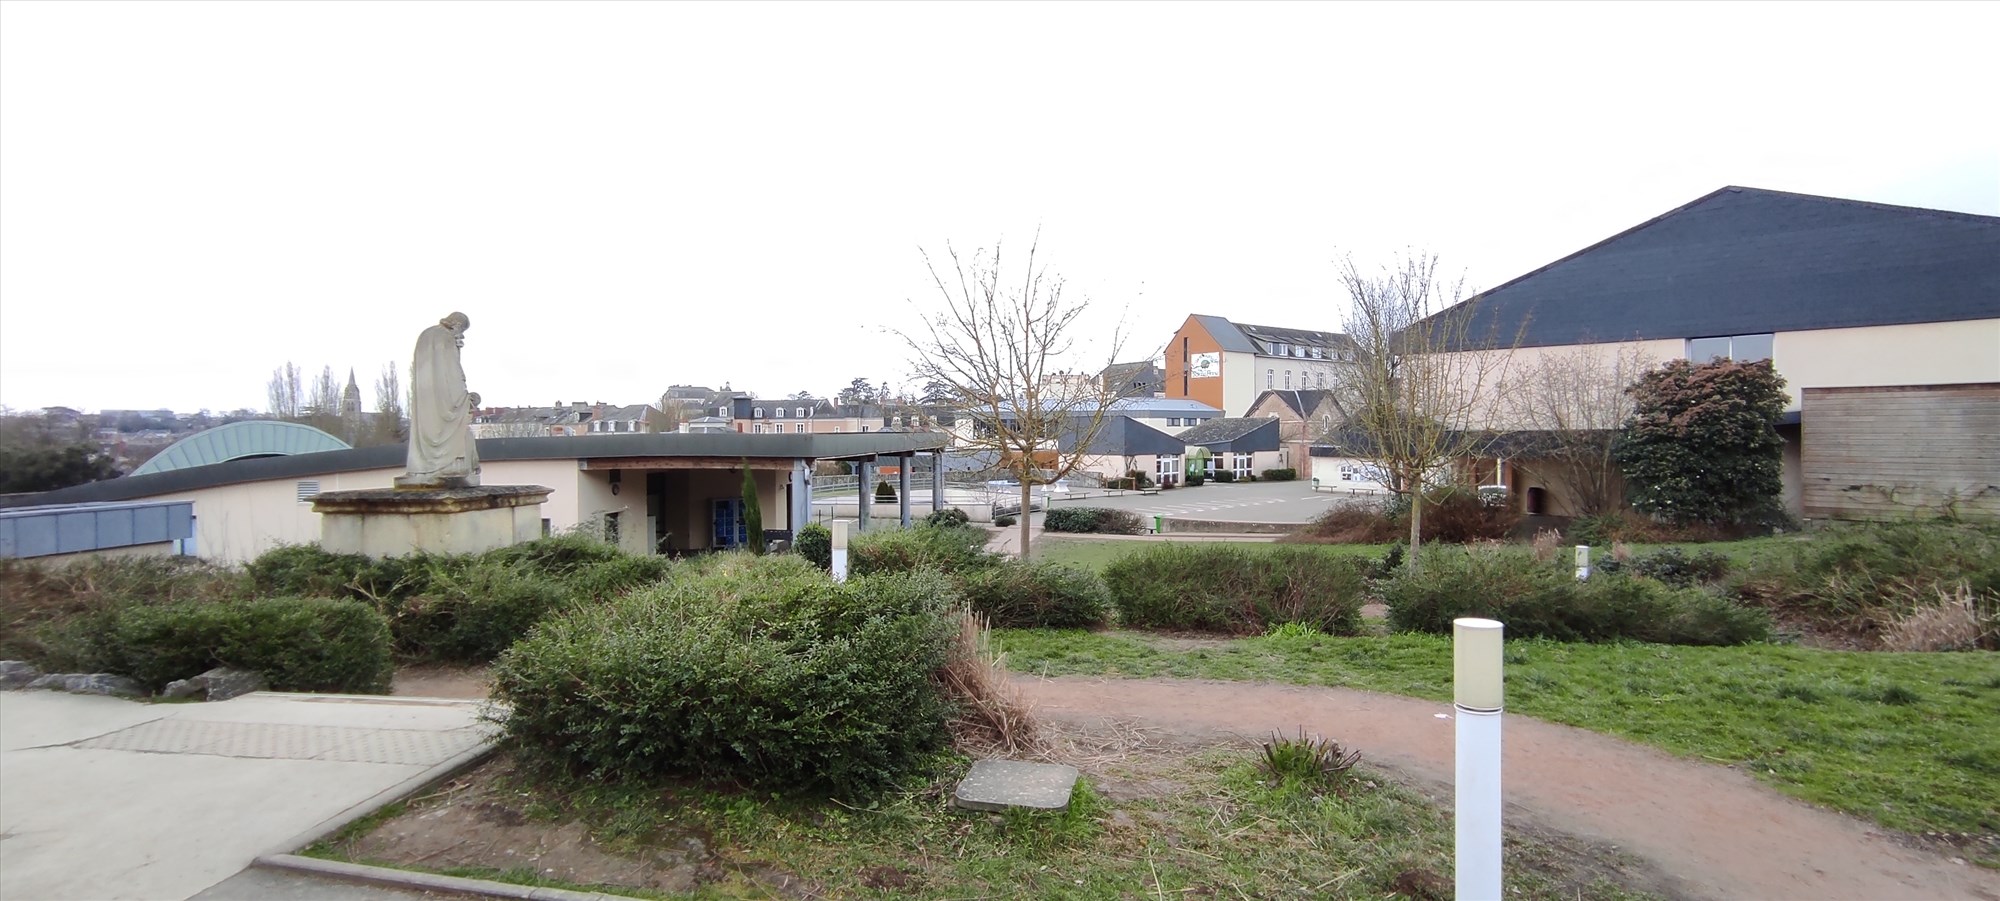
[{"left": 1801, "top": 384, "right": 2000, "bottom": 521}]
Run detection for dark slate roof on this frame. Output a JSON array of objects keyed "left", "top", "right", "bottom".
[
  {"left": 1233, "top": 322, "right": 1353, "bottom": 354},
  {"left": 1189, "top": 314, "right": 1259, "bottom": 353},
  {"left": 1058, "top": 415, "right": 1185, "bottom": 457},
  {"left": 1101, "top": 360, "right": 1166, "bottom": 397},
  {"left": 5, "top": 433, "right": 949, "bottom": 507},
  {"left": 1439, "top": 186, "right": 2000, "bottom": 349},
  {"left": 1176, "top": 417, "right": 1282, "bottom": 452},
  {"left": 1250, "top": 389, "right": 1342, "bottom": 419}
]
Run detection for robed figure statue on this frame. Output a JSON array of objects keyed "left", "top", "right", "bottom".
[{"left": 396, "top": 312, "right": 482, "bottom": 488}]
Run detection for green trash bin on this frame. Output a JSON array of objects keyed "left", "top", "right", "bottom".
[{"left": 1153, "top": 515, "right": 1165, "bottom": 534}]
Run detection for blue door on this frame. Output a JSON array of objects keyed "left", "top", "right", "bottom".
[{"left": 711, "top": 498, "right": 747, "bottom": 549}]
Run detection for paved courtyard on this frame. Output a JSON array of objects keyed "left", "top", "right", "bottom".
[{"left": 0, "top": 690, "right": 493, "bottom": 901}]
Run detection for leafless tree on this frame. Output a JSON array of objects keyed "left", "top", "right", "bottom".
[
  {"left": 1331, "top": 251, "right": 1516, "bottom": 574},
  {"left": 1495, "top": 342, "right": 1655, "bottom": 516},
  {"left": 266, "top": 362, "right": 303, "bottom": 420},
  {"left": 897, "top": 236, "right": 1127, "bottom": 559},
  {"left": 373, "top": 362, "right": 406, "bottom": 446}
]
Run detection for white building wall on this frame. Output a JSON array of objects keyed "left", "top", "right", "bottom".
[
  {"left": 1772, "top": 319, "right": 2000, "bottom": 410},
  {"left": 157, "top": 466, "right": 401, "bottom": 565}
]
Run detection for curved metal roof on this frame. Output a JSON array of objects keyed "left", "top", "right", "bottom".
[{"left": 131, "top": 420, "right": 353, "bottom": 476}]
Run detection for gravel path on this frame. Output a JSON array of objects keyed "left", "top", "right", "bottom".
[{"left": 1015, "top": 675, "right": 2000, "bottom": 901}]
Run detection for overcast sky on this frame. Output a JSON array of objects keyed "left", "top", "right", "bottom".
[{"left": 2, "top": 1, "right": 1994, "bottom": 415}]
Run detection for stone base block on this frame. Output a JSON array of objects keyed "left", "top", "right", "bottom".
[
  {"left": 952, "top": 759, "right": 1080, "bottom": 812},
  {"left": 312, "top": 485, "right": 551, "bottom": 559}
]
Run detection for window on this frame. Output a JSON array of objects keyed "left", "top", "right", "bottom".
[
  {"left": 603, "top": 511, "right": 620, "bottom": 545},
  {"left": 295, "top": 480, "right": 320, "bottom": 502},
  {"left": 796, "top": 423, "right": 806, "bottom": 433},
  {"left": 1168, "top": 417, "right": 1181, "bottom": 426},
  {"left": 1293, "top": 346, "right": 1305, "bottom": 358},
  {"left": 1284, "top": 370, "right": 1292, "bottom": 389},
  {"left": 795, "top": 407, "right": 805, "bottom": 418},
  {"left": 753, "top": 407, "right": 763, "bottom": 418},
  {"left": 833, "top": 426, "right": 842, "bottom": 433},
  {"left": 1316, "top": 372, "right": 1327, "bottom": 388},
  {"left": 1232, "top": 454, "right": 1252, "bottom": 478},
  {"left": 1687, "top": 333, "right": 1773, "bottom": 363},
  {"left": 860, "top": 426, "right": 869, "bottom": 433},
  {"left": 1156, "top": 456, "right": 1180, "bottom": 481},
  {"left": 1272, "top": 342, "right": 1287, "bottom": 356},
  {"left": 1266, "top": 369, "right": 1274, "bottom": 388}
]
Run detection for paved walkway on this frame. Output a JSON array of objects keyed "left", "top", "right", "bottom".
[{"left": 0, "top": 690, "right": 493, "bottom": 901}]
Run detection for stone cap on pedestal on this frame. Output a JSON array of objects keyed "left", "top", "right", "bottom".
[{"left": 311, "top": 485, "right": 553, "bottom": 515}]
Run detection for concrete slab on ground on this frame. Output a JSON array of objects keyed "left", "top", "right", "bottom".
[
  {"left": 0, "top": 690, "right": 494, "bottom": 901},
  {"left": 953, "top": 759, "right": 1080, "bottom": 812}
]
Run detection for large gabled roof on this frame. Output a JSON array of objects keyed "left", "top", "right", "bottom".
[
  {"left": 1249, "top": 389, "right": 1343, "bottom": 420},
  {"left": 1441, "top": 186, "right": 2000, "bottom": 349},
  {"left": 1058, "top": 415, "right": 1185, "bottom": 457},
  {"left": 1177, "top": 417, "right": 1282, "bottom": 452}
]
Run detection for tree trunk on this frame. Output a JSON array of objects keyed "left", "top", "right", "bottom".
[
  {"left": 1019, "top": 480, "right": 1034, "bottom": 560},
  {"left": 1406, "top": 490, "right": 1425, "bottom": 576}
]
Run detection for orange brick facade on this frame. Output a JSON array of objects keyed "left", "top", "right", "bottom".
[{"left": 1164, "top": 316, "right": 1227, "bottom": 411}]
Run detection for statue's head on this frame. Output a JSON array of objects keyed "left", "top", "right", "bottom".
[{"left": 441, "top": 311, "right": 471, "bottom": 332}]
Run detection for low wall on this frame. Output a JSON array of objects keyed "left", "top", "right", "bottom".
[{"left": 1160, "top": 518, "right": 1300, "bottom": 535}]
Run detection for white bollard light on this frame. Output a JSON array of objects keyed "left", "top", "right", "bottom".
[
  {"left": 1574, "top": 544, "right": 1591, "bottom": 581},
  {"left": 830, "top": 520, "right": 850, "bottom": 583},
  {"left": 1454, "top": 617, "right": 1504, "bottom": 901}
]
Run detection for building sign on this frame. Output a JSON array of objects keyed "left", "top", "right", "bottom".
[{"left": 1187, "top": 352, "right": 1220, "bottom": 378}]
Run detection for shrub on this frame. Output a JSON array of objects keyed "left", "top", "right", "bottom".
[
  {"left": 0, "top": 556, "right": 247, "bottom": 663},
  {"left": 1261, "top": 468, "right": 1297, "bottom": 482},
  {"left": 958, "top": 561, "right": 1111, "bottom": 628},
  {"left": 1739, "top": 522, "right": 2000, "bottom": 630},
  {"left": 1185, "top": 473, "right": 1206, "bottom": 487},
  {"left": 925, "top": 507, "right": 971, "bottom": 528},
  {"left": 247, "top": 544, "right": 378, "bottom": 598},
  {"left": 492, "top": 555, "right": 959, "bottom": 794},
  {"left": 1259, "top": 727, "right": 1362, "bottom": 795},
  {"left": 1597, "top": 547, "right": 1730, "bottom": 587},
  {"left": 392, "top": 559, "right": 576, "bottom": 663},
  {"left": 1127, "top": 470, "right": 1154, "bottom": 489},
  {"left": 1102, "top": 544, "right": 1366, "bottom": 635},
  {"left": 850, "top": 524, "right": 996, "bottom": 577},
  {"left": 564, "top": 554, "right": 674, "bottom": 601},
  {"left": 993, "top": 513, "right": 1018, "bottom": 528},
  {"left": 1288, "top": 505, "right": 1402, "bottom": 545},
  {"left": 1614, "top": 359, "right": 1788, "bottom": 527},
  {"left": 484, "top": 533, "right": 626, "bottom": 579},
  {"left": 875, "top": 480, "right": 898, "bottom": 503},
  {"left": 1405, "top": 486, "right": 1519, "bottom": 543},
  {"left": 1382, "top": 547, "right": 1770, "bottom": 645},
  {"left": 61, "top": 597, "right": 393, "bottom": 693},
  {"left": 794, "top": 523, "right": 832, "bottom": 570},
  {"left": 1043, "top": 507, "right": 1145, "bottom": 535},
  {"left": 1214, "top": 470, "right": 1237, "bottom": 483}
]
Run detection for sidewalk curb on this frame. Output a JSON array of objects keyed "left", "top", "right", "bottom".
[{"left": 256, "top": 853, "right": 623, "bottom": 900}]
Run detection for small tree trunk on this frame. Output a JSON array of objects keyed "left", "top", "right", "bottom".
[
  {"left": 1019, "top": 480, "right": 1034, "bottom": 560},
  {"left": 1406, "top": 490, "right": 1425, "bottom": 576}
]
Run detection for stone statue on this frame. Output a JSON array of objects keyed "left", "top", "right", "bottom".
[{"left": 396, "top": 312, "right": 482, "bottom": 488}]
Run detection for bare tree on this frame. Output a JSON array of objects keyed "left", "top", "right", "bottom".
[
  {"left": 266, "top": 362, "right": 303, "bottom": 420},
  {"left": 1496, "top": 342, "right": 1655, "bottom": 516},
  {"left": 1331, "top": 251, "right": 1515, "bottom": 574},
  {"left": 897, "top": 237, "right": 1127, "bottom": 559},
  {"left": 373, "top": 362, "right": 406, "bottom": 446}
]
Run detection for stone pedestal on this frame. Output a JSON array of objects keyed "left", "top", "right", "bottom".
[{"left": 312, "top": 485, "right": 552, "bottom": 558}]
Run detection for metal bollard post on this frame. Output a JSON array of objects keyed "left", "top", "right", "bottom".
[
  {"left": 1454, "top": 617, "right": 1504, "bottom": 900},
  {"left": 1575, "top": 544, "right": 1591, "bottom": 581},
  {"left": 830, "top": 520, "right": 850, "bottom": 583}
]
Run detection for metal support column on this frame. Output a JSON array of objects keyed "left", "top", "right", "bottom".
[
  {"left": 898, "top": 457, "right": 912, "bottom": 528},
  {"left": 856, "top": 459, "right": 873, "bottom": 531},
  {"left": 790, "top": 459, "right": 811, "bottom": 533},
  {"left": 932, "top": 451, "right": 945, "bottom": 514}
]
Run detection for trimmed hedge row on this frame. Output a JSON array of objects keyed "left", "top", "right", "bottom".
[
  {"left": 1102, "top": 544, "right": 1367, "bottom": 635},
  {"left": 56, "top": 596, "right": 393, "bottom": 693},
  {"left": 493, "top": 554, "right": 959, "bottom": 794},
  {"left": 1383, "top": 548, "right": 1770, "bottom": 645},
  {"left": 959, "top": 560, "right": 1112, "bottom": 628},
  {"left": 1043, "top": 507, "right": 1145, "bottom": 535},
  {"left": 1261, "top": 468, "right": 1297, "bottom": 482}
]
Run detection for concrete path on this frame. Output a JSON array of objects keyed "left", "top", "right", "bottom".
[{"left": 0, "top": 690, "right": 494, "bottom": 901}]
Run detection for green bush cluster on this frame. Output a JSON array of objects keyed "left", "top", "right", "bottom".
[
  {"left": 849, "top": 524, "right": 996, "bottom": 576},
  {"left": 55, "top": 597, "right": 393, "bottom": 693},
  {"left": 924, "top": 508, "right": 971, "bottom": 528},
  {"left": 958, "top": 560, "right": 1111, "bottom": 628},
  {"left": 794, "top": 522, "right": 832, "bottom": 569},
  {"left": 1213, "top": 470, "right": 1237, "bottom": 483},
  {"left": 1382, "top": 547, "right": 1770, "bottom": 645},
  {"left": 993, "top": 513, "right": 1018, "bottom": 528},
  {"left": 492, "top": 554, "right": 959, "bottom": 795},
  {"left": 1261, "top": 468, "right": 1297, "bottom": 482},
  {"left": 1102, "top": 544, "right": 1367, "bottom": 635},
  {"left": 1741, "top": 522, "right": 2000, "bottom": 618},
  {"left": 1043, "top": 507, "right": 1144, "bottom": 535},
  {"left": 1597, "top": 547, "right": 1731, "bottom": 587},
  {"left": 874, "top": 480, "right": 898, "bottom": 503}
]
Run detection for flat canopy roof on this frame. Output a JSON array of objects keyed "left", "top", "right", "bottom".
[{"left": 6, "top": 432, "right": 950, "bottom": 507}]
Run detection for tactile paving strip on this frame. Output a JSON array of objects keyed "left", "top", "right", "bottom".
[{"left": 71, "top": 719, "right": 488, "bottom": 765}]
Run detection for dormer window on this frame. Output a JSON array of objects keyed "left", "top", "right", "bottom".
[
  {"left": 1272, "top": 342, "right": 1287, "bottom": 356},
  {"left": 754, "top": 407, "right": 763, "bottom": 418},
  {"left": 795, "top": 407, "right": 805, "bottom": 418}
]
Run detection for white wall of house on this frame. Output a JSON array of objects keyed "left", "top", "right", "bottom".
[
  {"left": 152, "top": 466, "right": 402, "bottom": 564},
  {"left": 1220, "top": 352, "right": 1258, "bottom": 416},
  {"left": 1772, "top": 319, "right": 2000, "bottom": 410}
]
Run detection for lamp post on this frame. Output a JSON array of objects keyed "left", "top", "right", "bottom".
[
  {"left": 830, "top": 520, "right": 850, "bottom": 583},
  {"left": 1454, "top": 617, "right": 1504, "bottom": 900}
]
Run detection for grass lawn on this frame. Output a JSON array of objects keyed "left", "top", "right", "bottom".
[
  {"left": 309, "top": 748, "right": 1664, "bottom": 900},
  {"left": 994, "top": 628, "right": 2000, "bottom": 857}
]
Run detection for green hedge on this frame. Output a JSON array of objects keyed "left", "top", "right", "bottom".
[
  {"left": 391, "top": 560, "right": 579, "bottom": 663},
  {"left": 1261, "top": 468, "right": 1297, "bottom": 482},
  {"left": 850, "top": 524, "right": 996, "bottom": 576},
  {"left": 1382, "top": 548, "right": 1770, "bottom": 645},
  {"left": 1043, "top": 507, "right": 1144, "bottom": 535},
  {"left": 1102, "top": 544, "right": 1366, "bottom": 635},
  {"left": 794, "top": 523, "right": 832, "bottom": 570},
  {"left": 61, "top": 597, "right": 393, "bottom": 693},
  {"left": 492, "top": 554, "right": 958, "bottom": 794},
  {"left": 958, "top": 560, "right": 1111, "bottom": 628}
]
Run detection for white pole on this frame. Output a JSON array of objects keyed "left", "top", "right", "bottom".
[
  {"left": 1574, "top": 544, "right": 1591, "bottom": 581},
  {"left": 830, "top": 520, "right": 850, "bottom": 583},
  {"left": 1454, "top": 617, "right": 1504, "bottom": 901}
]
